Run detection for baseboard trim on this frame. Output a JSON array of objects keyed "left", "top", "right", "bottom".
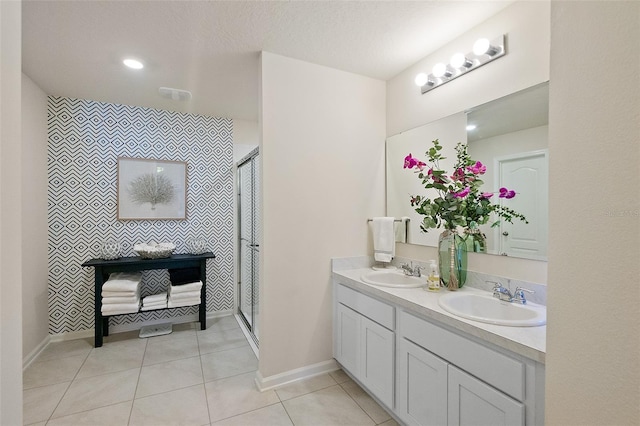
[
  {"left": 23, "top": 335, "right": 52, "bottom": 370},
  {"left": 255, "top": 359, "right": 340, "bottom": 392}
]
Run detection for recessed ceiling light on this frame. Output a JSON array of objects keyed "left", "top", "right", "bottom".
[
  {"left": 466, "top": 124, "right": 477, "bottom": 131},
  {"left": 123, "top": 58, "right": 144, "bottom": 69}
]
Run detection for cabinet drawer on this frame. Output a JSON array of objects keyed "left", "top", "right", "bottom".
[
  {"left": 400, "top": 311, "right": 524, "bottom": 401},
  {"left": 337, "top": 284, "right": 394, "bottom": 330}
]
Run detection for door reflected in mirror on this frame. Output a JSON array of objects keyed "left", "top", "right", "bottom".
[{"left": 386, "top": 82, "right": 548, "bottom": 261}]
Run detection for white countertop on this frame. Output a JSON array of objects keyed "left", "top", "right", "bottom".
[{"left": 333, "top": 268, "right": 546, "bottom": 364}]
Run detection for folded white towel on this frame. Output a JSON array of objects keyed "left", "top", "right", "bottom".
[
  {"left": 372, "top": 217, "right": 395, "bottom": 263},
  {"left": 168, "top": 298, "right": 201, "bottom": 308},
  {"left": 103, "top": 272, "right": 142, "bottom": 292},
  {"left": 169, "top": 281, "right": 202, "bottom": 294},
  {"left": 102, "top": 295, "right": 140, "bottom": 304},
  {"left": 101, "top": 309, "right": 139, "bottom": 316},
  {"left": 143, "top": 292, "right": 167, "bottom": 304},
  {"left": 101, "top": 290, "right": 139, "bottom": 298},
  {"left": 141, "top": 302, "right": 167, "bottom": 311},
  {"left": 101, "top": 302, "right": 140, "bottom": 314},
  {"left": 169, "top": 291, "right": 202, "bottom": 301}
]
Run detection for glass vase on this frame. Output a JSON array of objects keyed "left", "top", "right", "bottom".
[
  {"left": 464, "top": 227, "right": 487, "bottom": 253},
  {"left": 438, "top": 229, "right": 468, "bottom": 290}
]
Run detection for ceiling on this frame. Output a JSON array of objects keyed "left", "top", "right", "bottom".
[{"left": 22, "top": 1, "right": 513, "bottom": 122}]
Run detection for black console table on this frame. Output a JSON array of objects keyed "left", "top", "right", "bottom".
[{"left": 82, "top": 253, "right": 215, "bottom": 347}]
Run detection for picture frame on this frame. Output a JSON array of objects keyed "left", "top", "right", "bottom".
[{"left": 117, "top": 157, "right": 187, "bottom": 220}]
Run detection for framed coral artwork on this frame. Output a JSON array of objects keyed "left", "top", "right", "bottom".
[{"left": 117, "top": 157, "right": 187, "bottom": 220}]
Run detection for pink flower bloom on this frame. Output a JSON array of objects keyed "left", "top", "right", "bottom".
[
  {"left": 404, "top": 154, "right": 417, "bottom": 169},
  {"left": 428, "top": 168, "right": 445, "bottom": 184},
  {"left": 467, "top": 161, "right": 486, "bottom": 175},
  {"left": 480, "top": 192, "right": 494, "bottom": 199},
  {"left": 453, "top": 187, "right": 470, "bottom": 199},
  {"left": 451, "top": 168, "right": 465, "bottom": 181},
  {"left": 499, "top": 187, "right": 516, "bottom": 199}
]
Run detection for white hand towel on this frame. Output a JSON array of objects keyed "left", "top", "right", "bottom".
[
  {"left": 169, "top": 291, "right": 202, "bottom": 301},
  {"left": 143, "top": 292, "right": 167, "bottom": 304},
  {"left": 372, "top": 217, "right": 395, "bottom": 262},
  {"left": 141, "top": 302, "right": 168, "bottom": 311},
  {"left": 168, "top": 298, "right": 201, "bottom": 308},
  {"left": 101, "top": 302, "right": 140, "bottom": 315},
  {"left": 169, "top": 281, "right": 202, "bottom": 294},
  {"left": 101, "top": 290, "right": 140, "bottom": 298},
  {"left": 102, "top": 295, "right": 140, "bottom": 304},
  {"left": 103, "top": 272, "right": 142, "bottom": 292}
]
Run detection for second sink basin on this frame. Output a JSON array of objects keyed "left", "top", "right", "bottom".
[
  {"left": 361, "top": 270, "right": 425, "bottom": 288},
  {"left": 438, "top": 292, "right": 546, "bottom": 327}
]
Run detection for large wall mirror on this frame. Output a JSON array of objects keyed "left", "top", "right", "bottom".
[{"left": 387, "top": 82, "right": 548, "bottom": 261}]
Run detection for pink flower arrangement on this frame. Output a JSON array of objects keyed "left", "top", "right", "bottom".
[{"left": 405, "top": 139, "right": 527, "bottom": 232}]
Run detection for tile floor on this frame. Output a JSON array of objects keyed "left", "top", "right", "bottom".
[{"left": 23, "top": 316, "right": 398, "bottom": 426}]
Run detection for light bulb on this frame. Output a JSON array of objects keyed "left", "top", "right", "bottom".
[
  {"left": 473, "top": 38, "right": 498, "bottom": 56},
  {"left": 450, "top": 52, "right": 472, "bottom": 69},
  {"left": 414, "top": 73, "right": 429, "bottom": 87},
  {"left": 432, "top": 63, "right": 447, "bottom": 78},
  {"left": 123, "top": 58, "right": 144, "bottom": 69}
]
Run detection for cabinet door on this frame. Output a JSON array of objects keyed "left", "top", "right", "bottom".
[
  {"left": 448, "top": 365, "right": 524, "bottom": 426},
  {"left": 335, "top": 303, "right": 361, "bottom": 377},
  {"left": 397, "top": 338, "right": 448, "bottom": 426},
  {"left": 360, "top": 315, "right": 395, "bottom": 408}
]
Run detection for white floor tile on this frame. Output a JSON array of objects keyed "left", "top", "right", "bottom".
[
  {"left": 51, "top": 368, "right": 139, "bottom": 418},
  {"left": 205, "top": 371, "right": 280, "bottom": 423},
  {"left": 23, "top": 355, "right": 85, "bottom": 389},
  {"left": 211, "top": 403, "right": 293, "bottom": 426},
  {"left": 283, "top": 385, "right": 375, "bottom": 426},
  {"left": 204, "top": 315, "right": 241, "bottom": 333},
  {"left": 23, "top": 382, "right": 69, "bottom": 425},
  {"left": 329, "top": 369, "right": 351, "bottom": 384},
  {"left": 76, "top": 338, "right": 147, "bottom": 378},
  {"left": 36, "top": 338, "right": 93, "bottom": 362},
  {"left": 143, "top": 332, "right": 200, "bottom": 366},
  {"left": 340, "top": 379, "right": 391, "bottom": 424},
  {"left": 129, "top": 384, "right": 210, "bottom": 426},
  {"left": 197, "top": 327, "right": 249, "bottom": 355},
  {"left": 45, "top": 401, "right": 132, "bottom": 426},
  {"left": 136, "top": 355, "right": 204, "bottom": 398},
  {"left": 275, "top": 373, "right": 337, "bottom": 401},
  {"left": 201, "top": 346, "right": 257, "bottom": 382}
]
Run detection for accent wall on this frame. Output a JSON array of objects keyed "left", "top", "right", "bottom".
[{"left": 47, "top": 97, "right": 234, "bottom": 334}]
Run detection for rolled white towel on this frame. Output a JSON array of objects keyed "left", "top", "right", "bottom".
[
  {"left": 103, "top": 272, "right": 142, "bottom": 292},
  {"left": 169, "top": 281, "right": 202, "bottom": 295},
  {"left": 102, "top": 295, "right": 140, "bottom": 304},
  {"left": 169, "top": 291, "right": 202, "bottom": 301},
  {"left": 143, "top": 292, "right": 167, "bottom": 304},
  {"left": 168, "top": 298, "right": 200, "bottom": 308}
]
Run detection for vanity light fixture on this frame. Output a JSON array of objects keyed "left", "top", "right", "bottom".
[
  {"left": 415, "top": 34, "right": 506, "bottom": 94},
  {"left": 123, "top": 58, "right": 144, "bottom": 69}
]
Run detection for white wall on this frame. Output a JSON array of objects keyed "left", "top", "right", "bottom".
[
  {"left": 259, "top": 52, "right": 386, "bottom": 378},
  {"left": 233, "top": 118, "right": 258, "bottom": 162},
  {"left": 0, "top": 0, "right": 24, "bottom": 424},
  {"left": 387, "top": 0, "right": 550, "bottom": 284},
  {"left": 546, "top": 1, "right": 639, "bottom": 424},
  {"left": 21, "top": 73, "right": 50, "bottom": 360}
]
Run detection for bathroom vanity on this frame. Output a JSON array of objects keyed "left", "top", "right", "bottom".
[{"left": 333, "top": 267, "right": 545, "bottom": 426}]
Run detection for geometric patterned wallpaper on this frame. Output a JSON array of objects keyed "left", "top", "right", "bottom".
[{"left": 47, "top": 96, "right": 234, "bottom": 334}]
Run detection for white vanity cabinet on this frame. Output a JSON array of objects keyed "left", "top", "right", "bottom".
[
  {"left": 334, "top": 283, "right": 395, "bottom": 408},
  {"left": 397, "top": 310, "right": 542, "bottom": 426}
]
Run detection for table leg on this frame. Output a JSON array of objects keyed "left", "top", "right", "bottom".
[{"left": 94, "top": 268, "right": 104, "bottom": 347}]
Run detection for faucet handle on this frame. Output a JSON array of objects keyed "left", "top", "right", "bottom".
[
  {"left": 513, "top": 287, "right": 534, "bottom": 304},
  {"left": 488, "top": 281, "right": 502, "bottom": 290}
]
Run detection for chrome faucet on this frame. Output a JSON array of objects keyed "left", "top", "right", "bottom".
[
  {"left": 401, "top": 262, "right": 423, "bottom": 277},
  {"left": 490, "top": 281, "right": 534, "bottom": 304}
]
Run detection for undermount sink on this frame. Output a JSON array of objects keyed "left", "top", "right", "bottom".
[
  {"left": 438, "top": 292, "right": 546, "bottom": 327},
  {"left": 361, "top": 270, "right": 425, "bottom": 288}
]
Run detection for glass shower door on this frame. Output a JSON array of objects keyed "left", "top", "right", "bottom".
[{"left": 237, "top": 150, "right": 259, "bottom": 343}]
